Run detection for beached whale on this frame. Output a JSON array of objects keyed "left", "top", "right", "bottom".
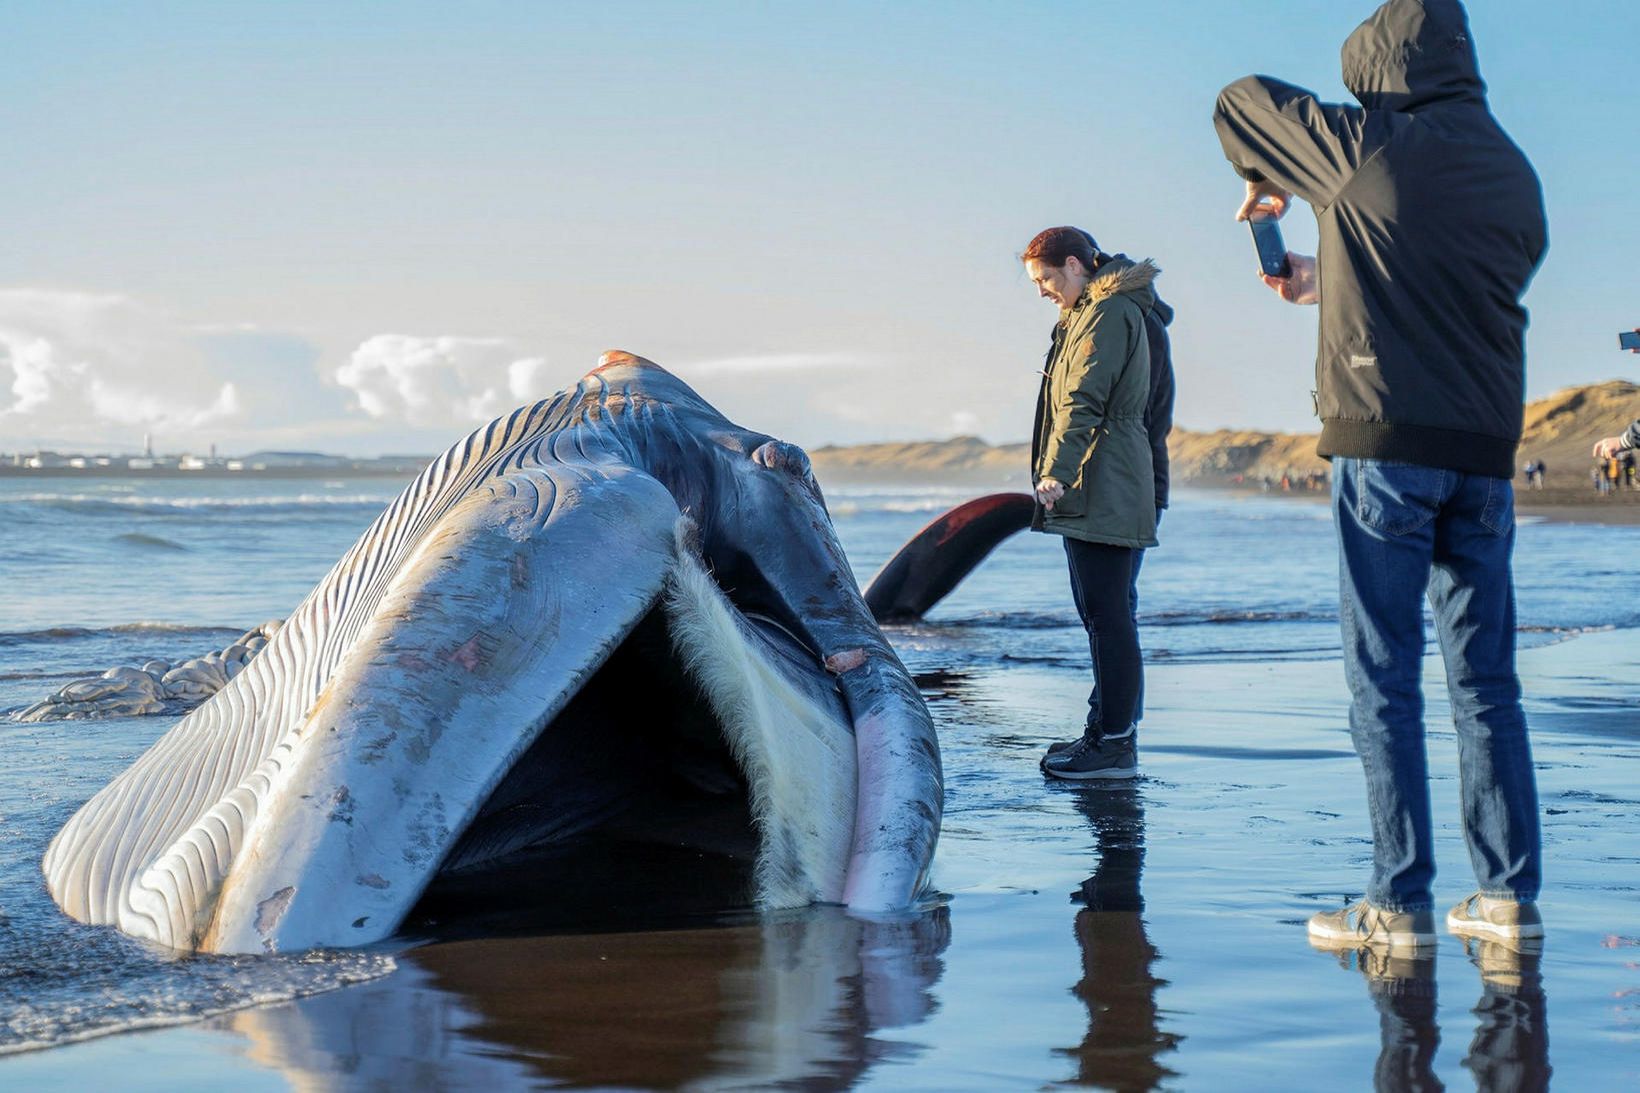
[{"left": 42, "top": 352, "right": 949, "bottom": 954}]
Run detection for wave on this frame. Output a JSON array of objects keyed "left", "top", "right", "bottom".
[
  {"left": 1144, "top": 609, "right": 1337, "bottom": 627},
  {"left": 893, "top": 610, "right": 1074, "bottom": 631},
  {"left": 0, "top": 622, "right": 246, "bottom": 648},
  {"left": 897, "top": 608, "right": 1339, "bottom": 632},
  {"left": 0, "top": 493, "right": 395, "bottom": 518},
  {"left": 826, "top": 485, "right": 990, "bottom": 499},
  {"left": 113, "top": 532, "right": 187, "bottom": 551},
  {"left": 829, "top": 498, "right": 989, "bottom": 517},
  {"left": 1517, "top": 623, "right": 1617, "bottom": 635},
  {"left": 0, "top": 951, "right": 397, "bottom": 1057}
]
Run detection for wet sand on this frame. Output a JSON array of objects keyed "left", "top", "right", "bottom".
[
  {"left": 1211, "top": 480, "right": 1640, "bottom": 526},
  {"left": 1518, "top": 487, "right": 1640, "bottom": 525},
  {"left": 6, "top": 626, "right": 1636, "bottom": 1089}
]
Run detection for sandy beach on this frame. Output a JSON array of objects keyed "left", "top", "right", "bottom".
[
  {"left": 5, "top": 621, "right": 1635, "bottom": 1089},
  {"left": 3, "top": 480, "right": 1637, "bottom": 1089}
]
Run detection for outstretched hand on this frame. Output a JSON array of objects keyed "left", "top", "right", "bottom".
[
  {"left": 1593, "top": 436, "right": 1627, "bottom": 460},
  {"left": 1260, "top": 253, "right": 1319, "bottom": 305}
]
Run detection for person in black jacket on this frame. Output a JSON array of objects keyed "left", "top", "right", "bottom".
[
  {"left": 1213, "top": 0, "right": 1547, "bottom": 951},
  {"left": 1086, "top": 234, "right": 1177, "bottom": 732}
]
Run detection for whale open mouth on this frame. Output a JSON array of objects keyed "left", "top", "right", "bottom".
[
  {"left": 411, "top": 549, "right": 859, "bottom": 934},
  {"left": 405, "top": 561, "right": 852, "bottom": 925}
]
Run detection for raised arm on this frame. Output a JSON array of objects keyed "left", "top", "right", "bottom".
[{"left": 1214, "top": 75, "right": 1382, "bottom": 211}]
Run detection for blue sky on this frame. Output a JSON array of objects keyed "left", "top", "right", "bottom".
[{"left": 2, "top": 1, "right": 1636, "bottom": 454}]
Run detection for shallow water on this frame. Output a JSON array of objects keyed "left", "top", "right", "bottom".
[{"left": 1, "top": 477, "right": 1637, "bottom": 1087}]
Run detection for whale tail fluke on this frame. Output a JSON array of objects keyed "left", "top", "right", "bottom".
[{"left": 863, "top": 493, "right": 1035, "bottom": 624}]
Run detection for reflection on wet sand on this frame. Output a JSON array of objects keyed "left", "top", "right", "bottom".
[
  {"left": 1317, "top": 939, "right": 1551, "bottom": 1092},
  {"left": 1462, "top": 939, "right": 1552, "bottom": 1093},
  {"left": 1357, "top": 948, "right": 1442, "bottom": 1091},
  {"left": 1058, "top": 785, "right": 1181, "bottom": 1090},
  {"left": 220, "top": 905, "right": 950, "bottom": 1090}
]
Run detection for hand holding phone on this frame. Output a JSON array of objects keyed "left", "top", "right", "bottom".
[
  {"left": 1249, "top": 216, "right": 1293, "bottom": 279},
  {"left": 1620, "top": 330, "right": 1640, "bottom": 352}
]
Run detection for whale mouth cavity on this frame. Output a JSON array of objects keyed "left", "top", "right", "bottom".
[{"left": 409, "top": 549, "right": 857, "bottom": 934}]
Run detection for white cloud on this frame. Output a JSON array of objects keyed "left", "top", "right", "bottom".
[
  {"left": 335, "top": 335, "right": 553, "bottom": 427},
  {"left": 672, "top": 351, "right": 877, "bottom": 377},
  {"left": 0, "top": 291, "right": 242, "bottom": 445}
]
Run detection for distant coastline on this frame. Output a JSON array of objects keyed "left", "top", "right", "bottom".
[
  {"left": 0, "top": 464, "right": 424, "bottom": 479},
  {"left": 9, "top": 380, "right": 1638, "bottom": 497},
  {"left": 0, "top": 450, "right": 429, "bottom": 479},
  {"left": 811, "top": 380, "right": 1640, "bottom": 497}
]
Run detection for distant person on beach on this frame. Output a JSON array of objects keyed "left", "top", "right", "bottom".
[
  {"left": 1020, "top": 226, "right": 1162, "bottom": 781},
  {"left": 1215, "top": 0, "right": 1548, "bottom": 949}
]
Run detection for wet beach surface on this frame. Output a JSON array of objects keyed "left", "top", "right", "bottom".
[{"left": 1, "top": 481, "right": 1637, "bottom": 1088}]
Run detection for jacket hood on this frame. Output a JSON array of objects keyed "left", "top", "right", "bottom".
[
  {"left": 1342, "top": 0, "right": 1485, "bottom": 112},
  {"left": 1108, "top": 251, "right": 1172, "bottom": 325},
  {"left": 1077, "top": 257, "right": 1159, "bottom": 314}
]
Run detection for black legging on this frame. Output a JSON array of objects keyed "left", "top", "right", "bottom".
[{"left": 1063, "top": 537, "right": 1142, "bottom": 736}]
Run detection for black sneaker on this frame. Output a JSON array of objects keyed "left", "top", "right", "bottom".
[
  {"left": 1039, "top": 736, "right": 1080, "bottom": 772},
  {"left": 1042, "top": 733, "right": 1138, "bottom": 781}
]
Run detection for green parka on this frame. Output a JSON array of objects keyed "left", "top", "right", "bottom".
[{"left": 1029, "top": 257, "right": 1160, "bottom": 549}]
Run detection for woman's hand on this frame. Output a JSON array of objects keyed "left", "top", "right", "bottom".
[
  {"left": 1593, "top": 436, "right": 1627, "bottom": 460},
  {"left": 1035, "top": 477, "right": 1066, "bottom": 511},
  {"left": 1260, "top": 253, "right": 1319, "bottom": 305}
]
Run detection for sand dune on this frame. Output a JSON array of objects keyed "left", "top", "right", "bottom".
[{"left": 809, "top": 380, "right": 1640, "bottom": 490}]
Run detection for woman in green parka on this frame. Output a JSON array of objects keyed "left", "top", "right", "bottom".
[{"left": 1022, "top": 226, "right": 1160, "bottom": 781}]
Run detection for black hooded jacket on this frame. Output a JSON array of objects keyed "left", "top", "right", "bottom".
[
  {"left": 1213, "top": 0, "right": 1547, "bottom": 478},
  {"left": 1101, "top": 250, "right": 1176, "bottom": 511},
  {"left": 1142, "top": 298, "right": 1175, "bottom": 511}
]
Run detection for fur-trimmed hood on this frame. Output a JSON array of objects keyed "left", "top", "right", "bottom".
[{"left": 1071, "top": 257, "right": 1160, "bottom": 313}]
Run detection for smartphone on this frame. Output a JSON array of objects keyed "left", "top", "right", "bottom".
[
  {"left": 1249, "top": 216, "right": 1292, "bottom": 279},
  {"left": 1621, "top": 331, "right": 1640, "bottom": 351}
]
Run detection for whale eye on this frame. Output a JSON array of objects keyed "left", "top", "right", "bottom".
[{"left": 751, "top": 440, "right": 813, "bottom": 481}]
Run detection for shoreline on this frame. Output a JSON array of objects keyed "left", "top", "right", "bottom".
[
  {"left": 11, "top": 466, "right": 1640, "bottom": 527},
  {"left": 1193, "top": 480, "right": 1640, "bottom": 525}
]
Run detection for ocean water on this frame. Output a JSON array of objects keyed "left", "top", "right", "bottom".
[{"left": 1, "top": 474, "right": 1637, "bottom": 1085}]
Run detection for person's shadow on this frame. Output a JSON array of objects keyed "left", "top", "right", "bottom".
[{"left": 1055, "top": 784, "right": 1181, "bottom": 1090}]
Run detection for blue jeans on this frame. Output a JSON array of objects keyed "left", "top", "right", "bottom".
[{"left": 1332, "top": 459, "right": 1541, "bottom": 912}]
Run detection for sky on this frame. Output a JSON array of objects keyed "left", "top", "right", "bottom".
[{"left": 2, "top": 0, "right": 1636, "bottom": 456}]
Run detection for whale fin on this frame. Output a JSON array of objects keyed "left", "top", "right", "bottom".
[{"left": 863, "top": 493, "right": 1035, "bottom": 623}]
